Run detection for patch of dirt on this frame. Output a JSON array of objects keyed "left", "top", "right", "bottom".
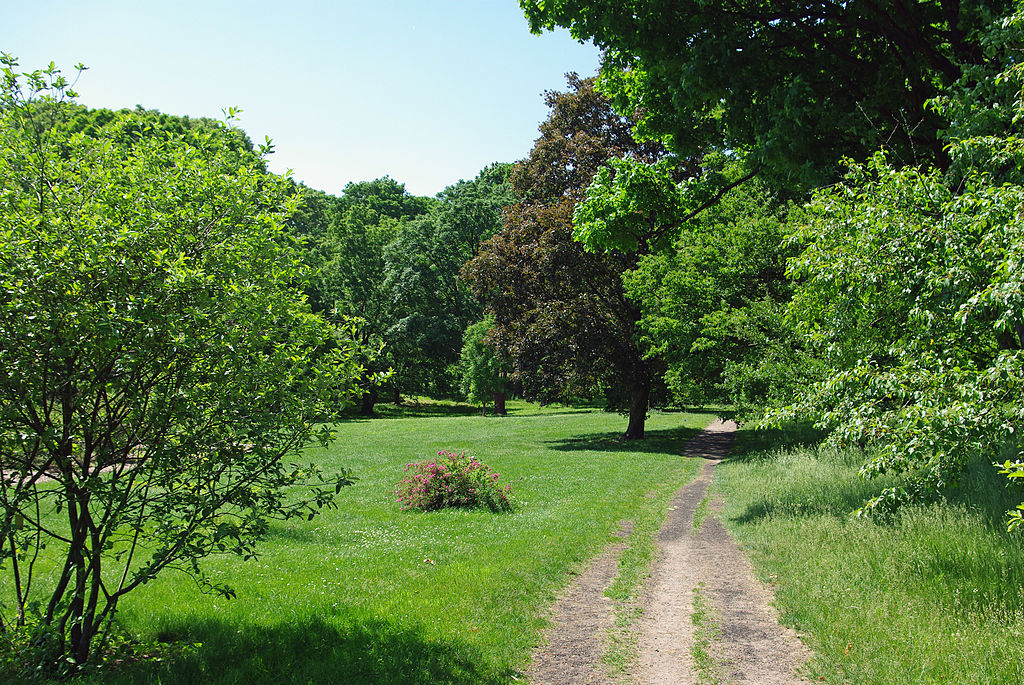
[
  {"left": 528, "top": 536, "right": 627, "bottom": 685},
  {"left": 527, "top": 419, "right": 812, "bottom": 685}
]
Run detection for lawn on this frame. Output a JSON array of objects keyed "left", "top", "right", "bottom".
[
  {"left": 712, "top": 424, "right": 1024, "bottom": 685},
  {"left": 25, "top": 402, "right": 710, "bottom": 684}
]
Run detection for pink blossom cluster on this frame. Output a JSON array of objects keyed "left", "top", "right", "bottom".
[{"left": 395, "top": 450, "right": 513, "bottom": 512}]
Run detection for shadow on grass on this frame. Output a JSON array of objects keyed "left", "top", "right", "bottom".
[
  {"left": 724, "top": 422, "right": 825, "bottom": 463},
  {"left": 96, "top": 613, "right": 512, "bottom": 685},
  {"left": 546, "top": 426, "right": 704, "bottom": 456},
  {"left": 340, "top": 402, "right": 485, "bottom": 420}
]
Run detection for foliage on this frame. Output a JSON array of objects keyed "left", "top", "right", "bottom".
[
  {"left": 458, "top": 319, "right": 507, "bottom": 412},
  {"left": 521, "top": 0, "right": 1011, "bottom": 187},
  {"left": 464, "top": 75, "right": 670, "bottom": 438},
  {"left": 290, "top": 178, "right": 431, "bottom": 413},
  {"left": 383, "top": 163, "right": 515, "bottom": 399},
  {"left": 777, "top": 152, "right": 1024, "bottom": 515},
  {"left": 763, "top": 11, "right": 1024, "bottom": 521},
  {"left": 574, "top": 154, "right": 808, "bottom": 416},
  {"left": 0, "top": 57, "right": 366, "bottom": 671},
  {"left": 395, "top": 450, "right": 513, "bottom": 513}
]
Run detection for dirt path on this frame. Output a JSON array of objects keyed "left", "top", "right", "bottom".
[
  {"left": 529, "top": 418, "right": 811, "bottom": 685},
  {"left": 637, "top": 418, "right": 811, "bottom": 685}
]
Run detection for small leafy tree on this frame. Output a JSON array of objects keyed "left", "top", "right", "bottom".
[
  {"left": 459, "top": 319, "right": 507, "bottom": 414},
  {"left": 0, "top": 57, "right": 366, "bottom": 672}
]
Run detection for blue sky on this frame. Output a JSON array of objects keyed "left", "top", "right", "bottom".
[{"left": 4, "top": 1, "right": 601, "bottom": 196}]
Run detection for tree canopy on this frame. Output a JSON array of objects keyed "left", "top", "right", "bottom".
[{"left": 522, "top": 0, "right": 1013, "bottom": 187}]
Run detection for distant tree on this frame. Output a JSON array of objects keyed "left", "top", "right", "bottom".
[
  {"left": 384, "top": 164, "right": 515, "bottom": 399},
  {"left": 335, "top": 176, "right": 434, "bottom": 221},
  {"left": 459, "top": 319, "right": 508, "bottom": 414},
  {"left": 465, "top": 75, "right": 670, "bottom": 438},
  {"left": 0, "top": 58, "right": 366, "bottom": 672},
  {"left": 293, "top": 178, "right": 432, "bottom": 414}
]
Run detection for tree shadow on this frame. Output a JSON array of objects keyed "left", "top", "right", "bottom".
[
  {"left": 724, "top": 422, "right": 825, "bottom": 463},
  {"left": 94, "top": 612, "right": 514, "bottom": 685},
  {"left": 546, "top": 426, "right": 705, "bottom": 456},
  {"left": 338, "top": 402, "right": 488, "bottom": 421}
]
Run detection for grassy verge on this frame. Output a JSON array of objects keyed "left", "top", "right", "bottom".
[
  {"left": 9, "top": 402, "right": 707, "bottom": 684},
  {"left": 711, "top": 425, "right": 1024, "bottom": 684}
]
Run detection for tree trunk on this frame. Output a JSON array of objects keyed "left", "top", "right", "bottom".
[
  {"left": 492, "top": 390, "right": 507, "bottom": 415},
  {"left": 360, "top": 387, "right": 378, "bottom": 416},
  {"left": 623, "top": 382, "right": 649, "bottom": 440},
  {"left": 392, "top": 386, "right": 403, "bottom": 405}
]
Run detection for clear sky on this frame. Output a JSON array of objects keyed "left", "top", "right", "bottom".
[{"left": 4, "top": 1, "right": 601, "bottom": 197}]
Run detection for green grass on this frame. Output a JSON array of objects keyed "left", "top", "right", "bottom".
[
  {"left": 712, "top": 424, "right": 1024, "bottom": 685},
  {"left": 13, "top": 402, "right": 709, "bottom": 684},
  {"left": 690, "top": 582, "right": 727, "bottom": 685},
  {"left": 693, "top": 496, "right": 710, "bottom": 531}
]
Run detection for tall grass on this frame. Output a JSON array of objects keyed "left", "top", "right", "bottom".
[
  {"left": 712, "top": 426, "right": 1024, "bottom": 684},
  {"left": 6, "top": 402, "right": 708, "bottom": 684}
]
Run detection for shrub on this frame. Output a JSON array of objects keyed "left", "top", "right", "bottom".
[{"left": 396, "top": 451, "right": 513, "bottom": 512}]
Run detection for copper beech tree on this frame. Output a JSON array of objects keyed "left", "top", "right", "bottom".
[{"left": 464, "top": 75, "right": 672, "bottom": 438}]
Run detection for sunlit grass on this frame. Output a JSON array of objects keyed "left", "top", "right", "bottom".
[
  {"left": 712, "top": 426, "right": 1024, "bottom": 684},
  {"left": 13, "top": 402, "right": 709, "bottom": 684}
]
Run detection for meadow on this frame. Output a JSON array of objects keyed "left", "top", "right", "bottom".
[
  {"left": 8, "top": 403, "right": 1024, "bottom": 684},
  {"left": 39, "top": 402, "right": 709, "bottom": 684}
]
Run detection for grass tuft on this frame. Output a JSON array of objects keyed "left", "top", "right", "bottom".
[{"left": 691, "top": 582, "right": 728, "bottom": 685}]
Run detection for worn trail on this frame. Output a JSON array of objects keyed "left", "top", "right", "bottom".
[
  {"left": 528, "top": 418, "right": 812, "bottom": 684},
  {"left": 637, "top": 418, "right": 811, "bottom": 685}
]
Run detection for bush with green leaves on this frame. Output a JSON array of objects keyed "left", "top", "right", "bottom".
[
  {"left": 395, "top": 451, "right": 513, "bottom": 512},
  {"left": 0, "top": 56, "right": 368, "bottom": 673},
  {"left": 771, "top": 9, "right": 1024, "bottom": 521}
]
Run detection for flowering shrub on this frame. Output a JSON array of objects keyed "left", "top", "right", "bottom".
[{"left": 396, "top": 451, "right": 513, "bottom": 512}]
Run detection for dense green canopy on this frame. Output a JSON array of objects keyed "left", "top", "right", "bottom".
[{"left": 522, "top": 0, "right": 1012, "bottom": 186}]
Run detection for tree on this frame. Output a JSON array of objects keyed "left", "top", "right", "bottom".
[
  {"left": 384, "top": 163, "right": 516, "bottom": 399},
  {"left": 293, "top": 178, "right": 431, "bottom": 414},
  {"left": 576, "top": 161, "right": 811, "bottom": 415},
  {"left": 459, "top": 319, "right": 508, "bottom": 415},
  {"left": 769, "top": 9, "right": 1024, "bottom": 518},
  {"left": 521, "top": 0, "right": 1012, "bottom": 187},
  {"left": 0, "top": 58, "right": 366, "bottom": 671},
  {"left": 465, "top": 75, "right": 669, "bottom": 438}
]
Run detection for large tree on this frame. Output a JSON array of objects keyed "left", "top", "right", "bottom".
[
  {"left": 522, "top": 0, "right": 1012, "bottom": 187},
  {"left": 384, "top": 163, "right": 516, "bottom": 399},
  {"left": 291, "top": 178, "right": 432, "bottom": 414},
  {"left": 465, "top": 75, "right": 669, "bottom": 438},
  {"left": 0, "top": 59, "right": 366, "bottom": 671},
  {"left": 576, "top": 162, "right": 811, "bottom": 415}
]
